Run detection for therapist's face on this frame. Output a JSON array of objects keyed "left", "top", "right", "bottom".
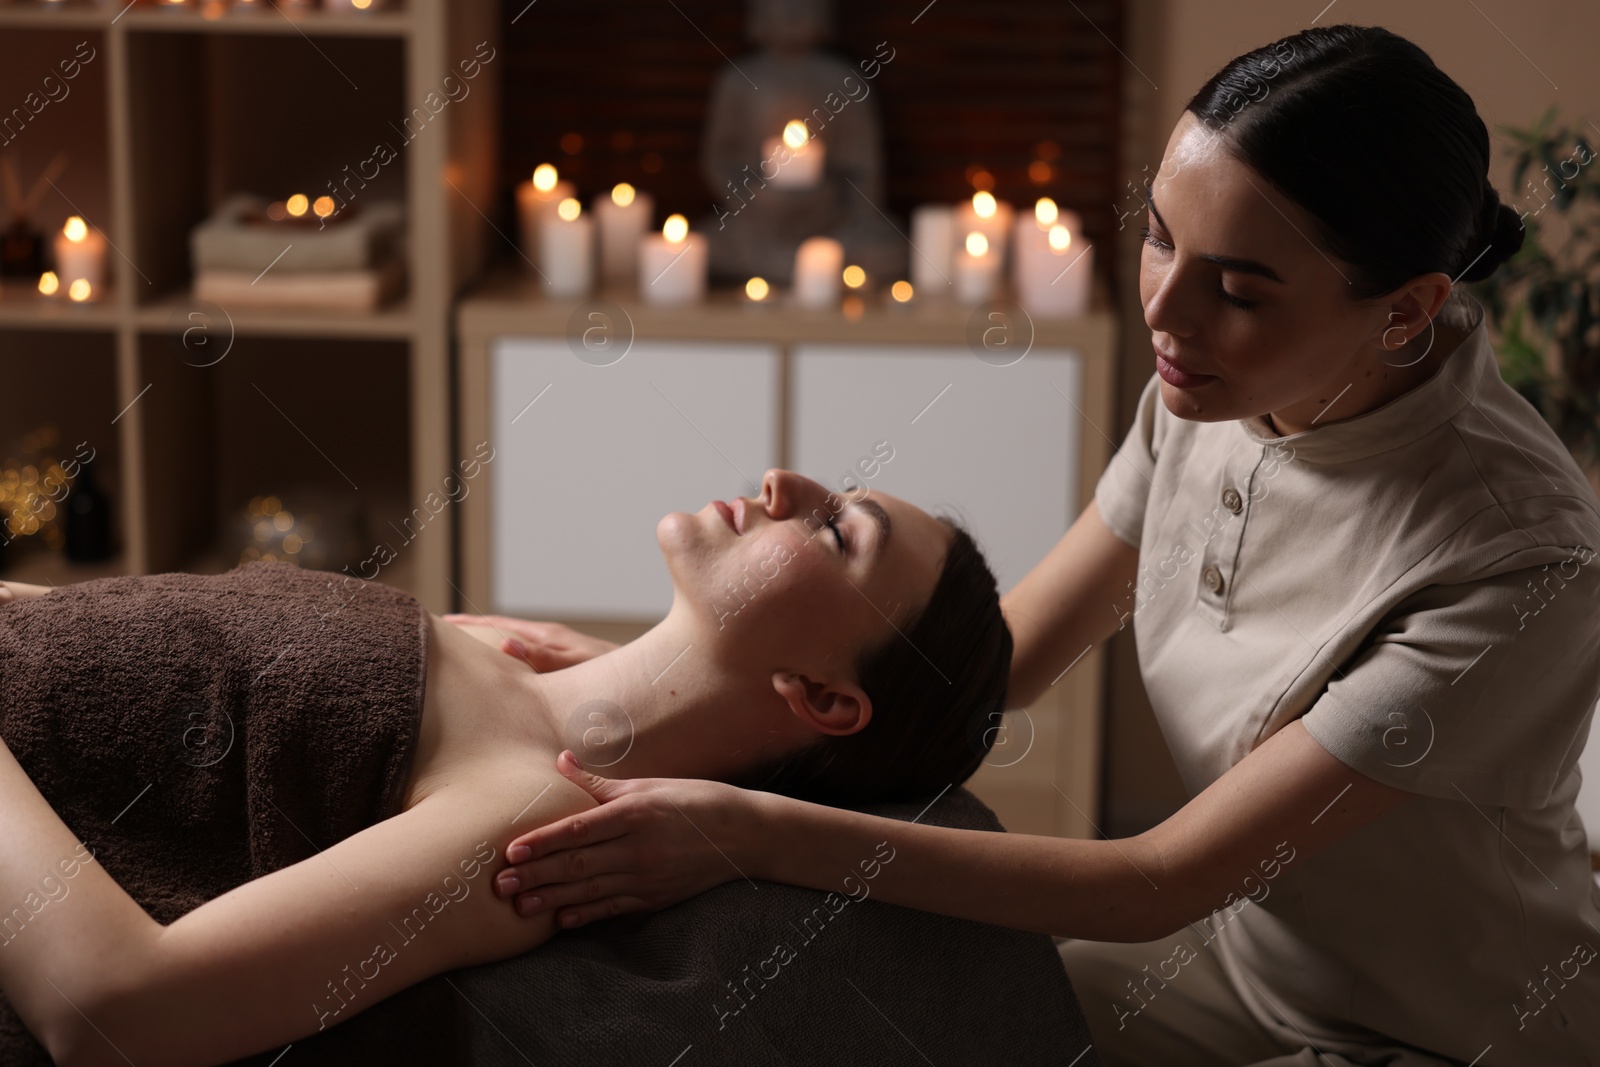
[
  {"left": 656, "top": 469, "right": 948, "bottom": 676},
  {"left": 1138, "top": 111, "right": 1449, "bottom": 433}
]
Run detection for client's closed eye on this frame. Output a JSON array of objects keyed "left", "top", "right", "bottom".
[{"left": 824, "top": 513, "right": 847, "bottom": 553}]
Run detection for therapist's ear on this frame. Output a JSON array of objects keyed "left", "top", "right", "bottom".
[{"left": 771, "top": 670, "right": 873, "bottom": 736}]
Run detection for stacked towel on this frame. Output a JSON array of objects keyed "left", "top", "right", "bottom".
[
  {"left": 190, "top": 195, "right": 406, "bottom": 311},
  {"left": 0, "top": 561, "right": 432, "bottom": 1065}
]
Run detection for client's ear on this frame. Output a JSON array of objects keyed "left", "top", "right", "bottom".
[{"left": 771, "top": 671, "right": 873, "bottom": 737}]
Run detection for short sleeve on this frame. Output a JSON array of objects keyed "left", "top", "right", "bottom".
[
  {"left": 1302, "top": 551, "right": 1600, "bottom": 808},
  {"left": 1093, "top": 373, "right": 1164, "bottom": 549}
]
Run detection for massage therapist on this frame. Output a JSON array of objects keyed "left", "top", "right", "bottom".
[{"left": 458, "top": 25, "right": 1600, "bottom": 1066}]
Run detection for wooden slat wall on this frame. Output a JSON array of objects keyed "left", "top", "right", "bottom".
[{"left": 498, "top": 0, "right": 1127, "bottom": 281}]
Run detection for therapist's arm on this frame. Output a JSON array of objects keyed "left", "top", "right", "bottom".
[
  {"left": 1001, "top": 499, "right": 1140, "bottom": 708},
  {"left": 499, "top": 723, "right": 1413, "bottom": 942}
]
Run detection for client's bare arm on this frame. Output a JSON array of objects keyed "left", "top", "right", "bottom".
[
  {"left": 0, "top": 581, "right": 54, "bottom": 604},
  {"left": 0, "top": 738, "right": 594, "bottom": 1067}
]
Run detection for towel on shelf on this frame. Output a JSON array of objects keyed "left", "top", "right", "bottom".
[{"left": 191, "top": 196, "right": 406, "bottom": 274}]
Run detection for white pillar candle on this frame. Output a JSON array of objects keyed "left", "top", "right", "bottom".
[
  {"left": 54, "top": 216, "right": 106, "bottom": 292},
  {"left": 593, "top": 183, "right": 654, "bottom": 290},
  {"left": 954, "top": 230, "right": 1000, "bottom": 306},
  {"left": 538, "top": 198, "right": 594, "bottom": 299},
  {"left": 792, "top": 236, "right": 843, "bottom": 309},
  {"left": 955, "top": 191, "right": 1014, "bottom": 268},
  {"left": 909, "top": 205, "right": 954, "bottom": 298},
  {"left": 638, "top": 214, "right": 707, "bottom": 307},
  {"left": 1014, "top": 218, "right": 1093, "bottom": 318},
  {"left": 762, "top": 121, "right": 826, "bottom": 190},
  {"left": 516, "top": 164, "right": 576, "bottom": 275}
]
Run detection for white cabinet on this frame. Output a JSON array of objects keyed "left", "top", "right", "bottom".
[
  {"left": 790, "top": 344, "right": 1083, "bottom": 595},
  {"left": 490, "top": 338, "right": 780, "bottom": 618}
]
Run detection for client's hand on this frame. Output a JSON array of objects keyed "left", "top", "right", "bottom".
[
  {"left": 494, "top": 750, "right": 757, "bottom": 928},
  {"left": 440, "top": 615, "right": 619, "bottom": 672}
]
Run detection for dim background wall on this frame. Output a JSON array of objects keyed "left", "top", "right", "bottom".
[{"left": 1107, "top": 0, "right": 1600, "bottom": 836}]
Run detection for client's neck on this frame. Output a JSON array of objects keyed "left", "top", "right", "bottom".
[{"left": 520, "top": 612, "right": 796, "bottom": 784}]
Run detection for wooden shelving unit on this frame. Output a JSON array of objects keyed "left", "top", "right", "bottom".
[{"left": 0, "top": 0, "right": 499, "bottom": 611}]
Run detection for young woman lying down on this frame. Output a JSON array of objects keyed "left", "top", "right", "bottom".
[{"left": 0, "top": 469, "right": 1011, "bottom": 1067}]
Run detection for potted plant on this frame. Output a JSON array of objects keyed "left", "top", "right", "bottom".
[{"left": 1471, "top": 105, "right": 1600, "bottom": 495}]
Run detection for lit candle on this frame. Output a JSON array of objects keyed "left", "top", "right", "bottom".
[
  {"left": 638, "top": 214, "right": 707, "bottom": 307},
  {"left": 54, "top": 216, "right": 107, "bottom": 295},
  {"left": 745, "top": 276, "right": 771, "bottom": 303},
  {"left": 954, "top": 230, "right": 1000, "bottom": 306},
  {"left": 909, "top": 205, "right": 955, "bottom": 298},
  {"left": 792, "top": 236, "right": 844, "bottom": 309},
  {"left": 955, "top": 190, "right": 1015, "bottom": 267},
  {"left": 324, "top": 0, "right": 386, "bottom": 12},
  {"left": 516, "top": 163, "right": 576, "bottom": 276},
  {"left": 763, "top": 120, "right": 826, "bottom": 190},
  {"left": 537, "top": 197, "right": 595, "bottom": 299},
  {"left": 842, "top": 264, "right": 867, "bottom": 291},
  {"left": 890, "top": 280, "right": 914, "bottom": 304},
  {"left": 37, "top": 271, "right": 59, "bottom": 297},
  {"left": 158, "top": 0, "right": 191, "bottom": 9},
  {"left": 593, "top": 182, "right": 654, "bottom": 290},
  {"left": 1014, "top": 213, "right": 1092, "bottom": 318}
]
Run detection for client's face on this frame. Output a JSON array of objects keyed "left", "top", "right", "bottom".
[{"left": 657, "top": 469, "right": 950, "bottom": 672}]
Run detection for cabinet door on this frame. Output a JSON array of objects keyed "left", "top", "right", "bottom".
[
  {"left": 490, "top": 338, "right": 780, "bottom": 618},
  {"left": 790, "top": 344, "right": 1082, "bottom": 594}
]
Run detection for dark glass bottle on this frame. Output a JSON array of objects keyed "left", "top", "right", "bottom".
[{"left": 65, "top": 460, "right": 114, "bottom": 563}]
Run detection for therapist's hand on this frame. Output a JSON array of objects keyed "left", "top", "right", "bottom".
[
  {"left": 440, "top": 614, "right": 619, "bottom": 672},
  {"left": 495, "top": 750, "right": 761, "bottom": 928},
  {"left": 0, "top": 581, "right": 52, "bottom": 604}
]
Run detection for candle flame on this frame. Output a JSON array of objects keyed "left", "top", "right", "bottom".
[
  {"left": 68, "top": 279, "right": 91, "bottom": 302},
  {"left": 782, "top": 121, "right": 810, "bottom": 150},
  {"left": 285, "top": 194, "right": 309, "bottom": 218},
  {"left": 972, "top": 191, "right": 997, "bottom": 220},
  {"left": 313, "top": 195, "right": 336, "bottom": 219},
  {"left": 842, "top": 265, "right": 866, "bottom": 289},
  {"left": 965, "top": 232, "right": 989, "bottom": 257},
  {"left": 891, "top": 280, "right": 913, "bottom": 303},
  {"left": 1035, "top": 197, "right": 1058, "bottom": 226},
  {"left": 352, "top": 0, "right": 372, "bottom": 7},
  {"left": 663, "top": 214, "right": 688, "bottom": 243},
  {"left": 533, "top": 164, "right": 558, "bottom": 193},
  {"left": 63, "top": 217, "right": 88, "bottom": 242},
  {"left": 557, "top": 197, "right": 581, "bottom": 221},
  {"left": 745, "top": 277, "right": 770, "bottom": 301},
  {"left": 1048, "top": 224, "right": 1071, "bottom": 252},
  {"left": 37, "top": 271, "right": 59, "bottom": 296},
  {"left": 611, "top": 183, "right": 636, "bottom": 207}
]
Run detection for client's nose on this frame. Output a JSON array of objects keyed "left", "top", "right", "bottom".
[{"left": 758, "top": 468, "right": 831, "bottom": 524}]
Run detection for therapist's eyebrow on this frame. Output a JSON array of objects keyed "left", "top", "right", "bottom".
[
  {"left": 856, "top": 498, "right": 892, "bottom": 559},
  {"left": 1146, "top": 185, "right": 1287, "bottom": 284}
]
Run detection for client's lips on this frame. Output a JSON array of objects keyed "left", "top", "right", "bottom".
[
  {"left": 712, "top": 499, "right": 739, "bottom": 534},
  {"left": 1154, "top": 349, "right": 1218, "bottom": 389}
]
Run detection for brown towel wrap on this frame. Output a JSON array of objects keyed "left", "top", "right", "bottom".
[{"left": 0, "top": 560, "right": 430, "bottom": 1063}]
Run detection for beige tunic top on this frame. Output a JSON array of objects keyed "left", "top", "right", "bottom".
[{"left": 1096, "top": 289, "right": 1600, "bottom": 1065}]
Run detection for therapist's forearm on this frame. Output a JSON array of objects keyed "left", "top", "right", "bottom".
[
  {"left": 1002, "top": 501, "right": 1139, "bottom": 708},
  {"left": 747, "top": 791, "right": 1180, "bottom": 943}
]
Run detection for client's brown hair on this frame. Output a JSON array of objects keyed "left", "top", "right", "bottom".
[{"left": 740, "top": 517, "right": 1013, "bottom": 805}]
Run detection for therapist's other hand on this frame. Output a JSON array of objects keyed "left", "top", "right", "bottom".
[
  {"left": 495, "top": 750, "right": 756, "bottom": 928},
  {"left": 0, "top": 581, "right": 53, "bottom": 604},
  {"left": 440, "top": 615, "right": 619, "bottom": 672}
]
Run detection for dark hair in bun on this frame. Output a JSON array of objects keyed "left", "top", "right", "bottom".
[{"left": 1185, "top": 24, "right": 1526, "bottom": 299}]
